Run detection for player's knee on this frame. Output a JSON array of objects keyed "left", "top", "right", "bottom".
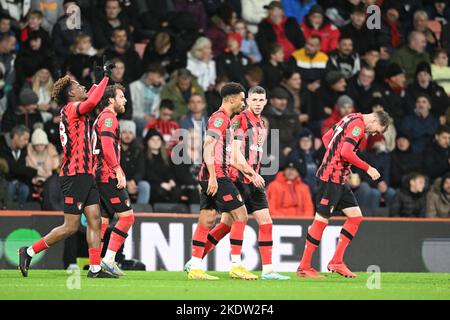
[{"left": 119, "top": 213, "right": 135, "bottom": 226}]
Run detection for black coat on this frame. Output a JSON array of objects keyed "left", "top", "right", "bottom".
[
  {"left": 1, "top": 92, "right": 44, "bottom": 133},
  {"left": 103, "top": 46, "right": 142, "bottom": 82},
  {"left": 256, "top": 17, "right": 305, "bottom": 59},
  {"left": 423, "top": 140, "right": 450, "bottom": 181},
  {"left": 339, "top": 23, "right": 377, "bottom": 55},
  {"left": 0, "top": 135, "right": 37, "bottom": 184},
  {"left": 389, "top": 176, "right": 427, "bottom": 218},
  {"left": 262, "top": 105, "right": 301, "bottom": 151},
  {"left": 405, "top": 81, "right": 450, "bottom": 118},
  {"left": 120, "top": 141, "right": 145, "bottom": 183},
  {"left": 390, "top": 147, "right": 423, "bottom": 189},
  {"left": 216, "top": 51, "right": 250, "bottom": 84},
  {"left": 346, "top": 75, "right": 383, "bottom": 114}
]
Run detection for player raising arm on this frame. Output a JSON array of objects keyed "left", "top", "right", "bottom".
[
  {"left": 18, "top": 61, "right": 118, "bottom": 278},
  {"left": 297, "top": 110, "right": 390, "bottom": 278}
]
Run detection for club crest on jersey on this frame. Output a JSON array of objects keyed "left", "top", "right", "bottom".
[
  {"left": 352, "top": 126, "right": 361, "bottom": 137},
  {"left": 214, "top": 118, "right": 223, "bottom": 127},
  {"left": 232, "top": 120, "right": 240, "bottom": 130},
  {"left": 257, "top": 134, "right": 263, "bottom": 146},
  {"left": 77, "top": 202, "right": 83, "bottom": 210},
  {"left": 105, "top": 118, "right": 113, "bottom": 127}
]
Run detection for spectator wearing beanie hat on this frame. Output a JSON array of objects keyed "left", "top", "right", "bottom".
[
  {"left": 26, "top": 128, "right": 59, "bottom": 182},
  {"left": 119, "top": 120, "right": 150, "bottom": 205},
  {"left": 1, "top": 87, "right": 44, "bottom": 133},
  {"left": 406, "top": 61, "right": 450, "bottom": 122},
  {"left": 380, "top": 62, "right": 407, "bottom": 125},
  {"left": 216, "top": 32, "right": 250, "bottom": 84},
  {"left": 321, "top": 94, "right": 354, "bottom": 136}
]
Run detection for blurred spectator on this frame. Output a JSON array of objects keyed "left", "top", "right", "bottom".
[
  {"left": 241, "top": 0, "right": 273, "bottom": 34},
  {"left": 174, "top": 0, "right": 208, "bottom": 32},
  {"left": 29, "top": 68, "right": 56, "bottom": 122},
  {"left": 411, "top": 10, "right": 438, "bottom": 54},
  {"left": 260, "top": 43, "right": 286, "bottom": 90},
  {"left": 380, "top": 63, "right": 407, "bottom": 125},
  {"left": 119, "top": 120, "right": 150, "bottom": 204},
  {"left": 233, "top": 19, "right": 262, "bottom": 64},
  {"left": 426, "top": 173, "right": 450, "bottom": 218},
  {"left": 172, "top": 128, "right": 201, "bottom": 205},
  {"left": 339, "top": 3, "right": 377, "bottom": 55},
  {"left": 256, "top": 1, "right": 305, "bottom": 61},
  {"left": 281, "top": 0, "right": 316, "bottom": 24},
  {"left": 142, "top": 31, "right": 185, "bottom": 74},
  {"left": 63, "top": 34, "right": 96, "bottom": 87},
  {"left": 216, "top": 32, "right": 250, "bottom": 84},
  {"left": 347, "top": 172, "right": 385, "bottom": 216},
  {"left": 107, "top": 58, "right": 132, "bottom": 120},
  {"left": 262, "top": 87, "right": 301, "bottom": 158},
  {"left": 381, "top": 0, "right": 422, "bottom": 35},
  {"left": 431, "top": 49, "right": 450, "bottom": 96},
  {"left": 324, "top": 0, "right": 359, "bottom": 28},
  {"left": 143, "top": 99, "right": 180, "bottom": 151},
  {"left": 103, "top": 27, "right": 142, "bottom": 82},
  {"left": 378, "top": 2, "right": 404, "bottom": 50},
  {"left": 160, "top": 68, "right": 205, "bottom": 120},
  {"left": 361, "top": 46, "right": 380, "bottom": 69},
  {"left": 423, "top": 125, "right": 450, "bottom": 181},
  {"left": 94, "top": 0, "right": 132, "bottom": 49},
  {"left": 405, "top": 62, "right": 450, "bottom": 122},
  {"left": 30, "top": 0, "right": 65, "bottom": 33},
  {"left": 134, "top": 0, "right": 173, "bottom": 39},
  {"left": 321, "top": 94, "right": 354, "bottom": 135},
  {"left": 143, "top": 128, "right": 181, "bottom": 204},
  {"left": 206, "top": 4, "right": 236, "bottom": 57},
  {"left": 0, "top": 34, "right": 16, "bottom": 90},
  {"left": 130, "top": 63, "right": 165, "bottom": 134},
  {"left": 286, "top": 128, "right": 319, "bottom": 195},
  {"left": 205, "top": 74, "right": 228, "bottom": 116},
  {"left": 368, "top": 97, "right": 397, "bottom": 152},
  {"left": 26, "top": 128, "right": 59, "bottom": 181},
  {"left": 186, "top": 37, "right": 216, "bottom": 91},
  {"left": 242, "top": 64, "right": 264, "bottom": 90},
  {"left": 347, "top": 65, "right": 379, "bottom": 114},
  {"left": 390, "top": 172, "right": 427, "bottom": 218},
  {"left": 267, "top": 161, "right": 314, "bottom": 217},
  {"left": 179, "top": 94, "right": 207, "bottom": 135},
  {"left": 390, "top": 131, "right": 423, "bottom": 189},
  {"left": 0, "top": 125, "right": 36, "bottom": 205},
  {"left": 326, "top": 36, "right": 360, "bottom": 79},
  {"left": 301, "top": 4, "right": 339, "bottom": 54},
  {"left": 2, "top": 88, "right": 43, "bottom": 133},
  {"left": 425, "top": 0, "right": 450, "bottom": 25},
  {"left": 20, "top": 9, "right": 51, "bottom": 47},
  {"left": 276, "top": 69, "right": 308, "bottom": 121},
  {"left": 391, "top": 31, "right": 430, "bottom": 85},
  {"left": 0, "top": 15, "right": 18, "bottom": 51},
  {"left": 290, "top": 35, "right": 328, "bottom": 84},
  {"left": 401, "top": 94, "right": 439, "bottom": 153},
  {"left": 441, "top": 18, "right": 450, "bottom": 58},
  {"left": 52, "top": 0, "right": 93, "bottom": 63},
  {"left": 43, "top": 108, "right": 61, "bottom": 153}
]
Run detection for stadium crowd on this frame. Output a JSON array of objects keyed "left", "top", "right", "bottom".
[{"left": 0, "top": 0, "right": 449, "bottom": 218}]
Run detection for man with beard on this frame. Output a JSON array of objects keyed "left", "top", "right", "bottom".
[{"left": 92, "top": 84, "right": 135, "bottom": 277}]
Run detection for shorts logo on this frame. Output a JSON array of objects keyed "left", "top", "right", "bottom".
[
  {"left": 237, "top": 194, "right": 243, "bottom": 202},
  {"left": 110, "top": 197, "right": 121, "bottom": 204},
  {"left": 77, "top": 202, "right": 83, "bottom": 210},
  {"left": 320, "top": 198, "right": 329, "bottom": 206},
  {"left": 65, "top": 197, "right": 74, "bottom": 204},
  {"left": 214, "top": 118, "right": 223, "bottom": 127},
  {"left": 125, "top": 199, "right": 130, "bottom": 207},
  {"left": 223, "top": 194, "right": 233, "bottom": 202},
  {"left": 352, "top": 126, "right": 361, "bottom": 137},
  {"left": 105, "top": 118, "right": 113, "bottom": 127}
]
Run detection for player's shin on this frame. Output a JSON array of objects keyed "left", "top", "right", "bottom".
[
  {"left": 258, "top": 223, "right": 273, "bottom": 274},
  {"left": 230, "top": 220, "right": 246, "bottom": 265},
  {"left": 202, "top": 222, "right": 231, "bottom": 258},
  {"left": 100, "top": 221, "right": 109, "bottom": 254},
  {"left": 191, "top": 223, "right": 210, "bottom": 269},
  {"left": 27, "top": 238, "right": 49, "bottom": 257},
  {"left": 299, "top": 219, "right": 328, "bottom": 270},
  {"left": 104, "top": 214, "right": 135, "bottom": 263},
  {"left": 330, "top": 216, "right": 363, "bottom": 264}
]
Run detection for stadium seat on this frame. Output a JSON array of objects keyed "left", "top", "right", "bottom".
[
  {"left": 427, "top": 20, "right": 442, "bottom": 40},
  {"left": 153, "top": 203, "right": 190, "bottom": 213},
  {"left": 189, "top": 204, "right": 200, "bottom": 213},
  {"left": 131, "top": 203, "right": 153, "bottom": 213}
]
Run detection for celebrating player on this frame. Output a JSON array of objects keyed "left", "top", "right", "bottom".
[
  {"left": 18, "top": 62, "right": 117, "bottom": 278},
  {"left": 92, "top": 84, "right": 134, "bottom": 277},
  {"left": 296, "top": 110, "right": 391, "bottom": 278},
  {"left": 185, "top": 86, "right": 289, "bottom": 280},
  {"left": 187, "top": 83, "right": 259, "bottom": 280}
]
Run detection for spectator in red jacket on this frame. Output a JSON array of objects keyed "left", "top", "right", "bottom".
[
  {"left": 301, "top": 5, "right": 340, "bottom": 54},
  {"left": 267, "top": 162, "right": 314, "bottom": 217}
]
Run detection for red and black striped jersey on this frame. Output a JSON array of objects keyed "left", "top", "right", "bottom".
[
  {"left": 316, "top": 113, "right": 369, "bottom": 185},
  {"left": 92, "top": 109, "right": 121, "bottom": 183},
  {"left": 59, "top": 77, "right": 109, "bottom": 177},
  {"left": 198, "top": 107, "right": 234, "bottom": 181},
  {"left": 229, "top": 109, "right": 266, "bottom": 184}
]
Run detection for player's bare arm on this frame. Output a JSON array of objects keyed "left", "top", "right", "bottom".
[{"left": 230, "top": 139, "right": 265, "bottom": 188}]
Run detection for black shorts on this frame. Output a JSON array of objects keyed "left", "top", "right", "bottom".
[
  {"left": 199, "top": 177, "right": 244, "bottom": 213},
  {"left": 315, "top": 180, "right": 359, "bottom": 218},
  {"left": 234, "top": 180, "right": 268, "bottom": 214},
  {"left": 60, "top": 174, "right": 99, "bottom": 215},
  {"left": 98, "top": 178, "right": 132, "bottom": 218}
]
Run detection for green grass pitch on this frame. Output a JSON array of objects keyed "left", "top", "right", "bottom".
[{"left": 0, "top": 270, "right": 449, "bottom": 300}]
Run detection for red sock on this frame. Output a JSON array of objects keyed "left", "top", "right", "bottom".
[
  {"left": 192, "top": 224, "right": 210, "bottom": 258},
  {"left": 100, "top": 223, "right": 108, "bottom": 253},
  {"left": 202, "top": 223, "right": 231, "bottom": 258},
  {"left": 258, "top": 223, "right": 273, "bottom": 265},
  {"left": 299, "top": 220, "right": 328, "bottom": 270},
  {"left": 88, "top": 248, "right": 101, "bottom": 266},
  {"left": 107, "top": 215, "right": 135, "bottom": 253},
  {"left": 331, "top": 216, "right": 363, "bottom": 264},
  {"left": 31, "top": 238, "right": 49, "bottom": 254},
  {"left": 230, "top": 221, "right": 246, "bottom": 256}
]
